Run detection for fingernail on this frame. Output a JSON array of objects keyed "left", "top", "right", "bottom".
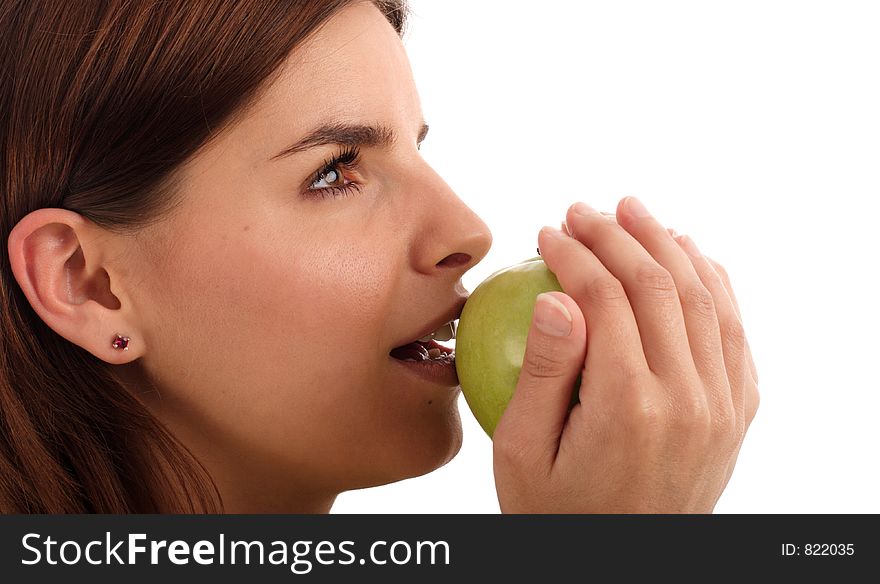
[
  {"left": 572, "top": 202, "right": 597, "bottom": 216},
  {"left": 678, "top": 234, "right": 701, "bottom": 256},
  {"left": 625, "top": 196, "right": 650, "bottom": 218},
  {"left": 540, "top": 225, "right": 565, "bottom": 239},
  {"left": 534, "top": 293, "right": 573, "bottom": 337},
  {"left": 668, "top": 227, "right": 679, "bottom": 238}
]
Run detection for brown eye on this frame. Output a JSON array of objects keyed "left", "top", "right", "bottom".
[
  {"left": 306, "top": 146, "right": 361, "bottom": 198},
  {"left": 311, "top": 166, "right": 347, "bottom": 189}
]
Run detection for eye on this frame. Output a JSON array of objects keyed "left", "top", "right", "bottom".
[
  {"left": 311, "top": 166, "right": 347, "bottom": 190},
  {"left": 305, "top": 146, "right": 362, "bottom": 199}
]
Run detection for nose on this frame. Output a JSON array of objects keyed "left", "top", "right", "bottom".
[{"left": 408, "top": 163, "right": 493, "bottom": 277}]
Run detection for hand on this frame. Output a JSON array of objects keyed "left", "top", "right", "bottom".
[{"left": 492, "top": 197, "right": 759, "bottom": 513}]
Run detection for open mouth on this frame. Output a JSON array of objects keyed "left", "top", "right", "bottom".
[{"left": 390, "top": 320, "right": 456, "bottom": 362}]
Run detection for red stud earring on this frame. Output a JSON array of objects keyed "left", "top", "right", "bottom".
[{"left": 112, "top": 334, "right": 130, "bottom": 351}]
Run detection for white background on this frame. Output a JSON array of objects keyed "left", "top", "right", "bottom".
[{"left": 334, "top": 0, "right": 880, "bottom": 513}]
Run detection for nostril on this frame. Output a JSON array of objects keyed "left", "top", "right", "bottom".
[{"left": 438, "top": 252, "right": 471, "bottom": 268}]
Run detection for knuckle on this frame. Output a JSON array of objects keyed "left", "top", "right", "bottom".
[
  {"left": 629, "top": 395, "right": 664, "bottom": 434},
  {"left": 723, "top": 318, "right": 747, "bottom": 352},
  {"left": 745, "top": 383, "right": 761, "bottom": 426},
  {"left": 680, "top": 284, "right": 716, "bottom": 318},
  {"left": 736, "top": 414, "right": 747, "bottom": 443},
  {"left": 522, "top": 341, "right": 569, "bottom": 379},
  {"left": 614, "top": 359, "right": 648, "bottom": 390},
  {"left": 711, "top": 405, "right": 738, "bottom": 444},
  {"left": 634, "top": 262, "right": 677, "bottom": 298},
  {"left": 585, "top": 274, "right": 628, "bottom": 303},
  {"left": 707, "top": 257, "right": 730, "bottom": 281},
  {"left": 493, "top": 430, "right": 530, "bottom": 467},
  {"left": 670, "top": 394, "right": 711, "bottom": 435}
]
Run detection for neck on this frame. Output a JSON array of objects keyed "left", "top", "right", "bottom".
[{"left": 219, "top": 486, "right": 338, "bottom": 514}]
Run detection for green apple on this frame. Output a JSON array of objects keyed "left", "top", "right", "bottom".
[{"left": 456, "top": 257, "right": 581, "bottom": 438}]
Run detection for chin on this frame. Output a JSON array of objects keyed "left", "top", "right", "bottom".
[
  {"left": 422, "top": 408, "right": 464, "bottom": 471},
  {"left": 393, "top": 405, "right": 464, "bottom": 484},
  {"left": 412, "top": 396, "right": 464, "bottom": 470},
  {"left": 347, "top": 405, "right": 464, "bottom": 490}
]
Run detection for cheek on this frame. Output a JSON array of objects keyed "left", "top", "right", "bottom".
[
  {"left": 158, "top": 235, "right": 390, "bottom": 370},
  {"left": 140, "top": 233, "right": 400, "bottom": 466}
]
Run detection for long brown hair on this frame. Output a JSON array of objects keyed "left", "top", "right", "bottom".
[{"left": 0, "top": 0, "right": 408, "bottom": 513}]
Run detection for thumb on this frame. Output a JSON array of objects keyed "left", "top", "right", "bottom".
[{"left": 495, "top": 291, "right": 586, "bottom": 464}]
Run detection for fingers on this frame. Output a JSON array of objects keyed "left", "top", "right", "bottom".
[
  {"left": 611, "top": 199, "right": 733, "bottom": 424},
  {"left": 536, "top": 226, "right": 650, "bottom": 401},
  {"left": 674, "top": 239, "right": 759, "bottom": 427},
  {"left": 565, "top": 201, "right": 703, "bottom": 386},
  {"left": 495, "top": 291, "right": 586, "bottom": 470},
  {"left": 703, "top": 255, "right": 759, "bottom": 387},
  {"left": 562, "top": 212, "right": 617, "bottom": 235},
  {"left": 662, "top": 232, "right": 744, "bottom": 439},
  {"left": 701, "top": 255, "right": 759, "bottom": 430}
]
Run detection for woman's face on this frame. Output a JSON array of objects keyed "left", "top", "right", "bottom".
[{"left": 118, "top": 2, "right": 492, "bottom": 510}]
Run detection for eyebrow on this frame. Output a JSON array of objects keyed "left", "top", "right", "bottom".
[{"left": 270, "top": 121, "right": 430, "bottom": 161}]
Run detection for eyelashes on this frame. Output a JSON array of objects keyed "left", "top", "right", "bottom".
[{"left": 305, "top": 146, "right": 362, "bottom": 199}]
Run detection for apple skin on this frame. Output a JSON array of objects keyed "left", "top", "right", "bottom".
[{"left": 456, "top": 257, "right": 581, "bottom": 438}]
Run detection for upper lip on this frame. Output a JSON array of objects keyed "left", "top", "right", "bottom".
[{"left": 391, "top": 295, "right": 468, "bottom": 349}]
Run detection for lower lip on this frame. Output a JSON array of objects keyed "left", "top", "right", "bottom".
[{"left": 390, "top": 355, "right": 459, "bottom": 388}]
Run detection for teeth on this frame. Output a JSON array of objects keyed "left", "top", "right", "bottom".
[
  {"left": 436, "top": 320, "right": 456, "bottom": 341},
  {"left": 403, "top": 350, "right": 454, "bottom": 362},
  {"left": 402, "top": 348, "right": 455, "bottom": 362},
  {"left": 418, "top": 320, "right": 457, "bottom": 343}
]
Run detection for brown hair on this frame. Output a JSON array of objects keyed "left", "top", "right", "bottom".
[{"left": 0, "top": 0, "right": 408, "bottom": 513}]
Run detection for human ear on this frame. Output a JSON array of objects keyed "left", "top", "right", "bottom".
[{"left": 7, "top": 208, "right": 144, "bottom": 364}]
